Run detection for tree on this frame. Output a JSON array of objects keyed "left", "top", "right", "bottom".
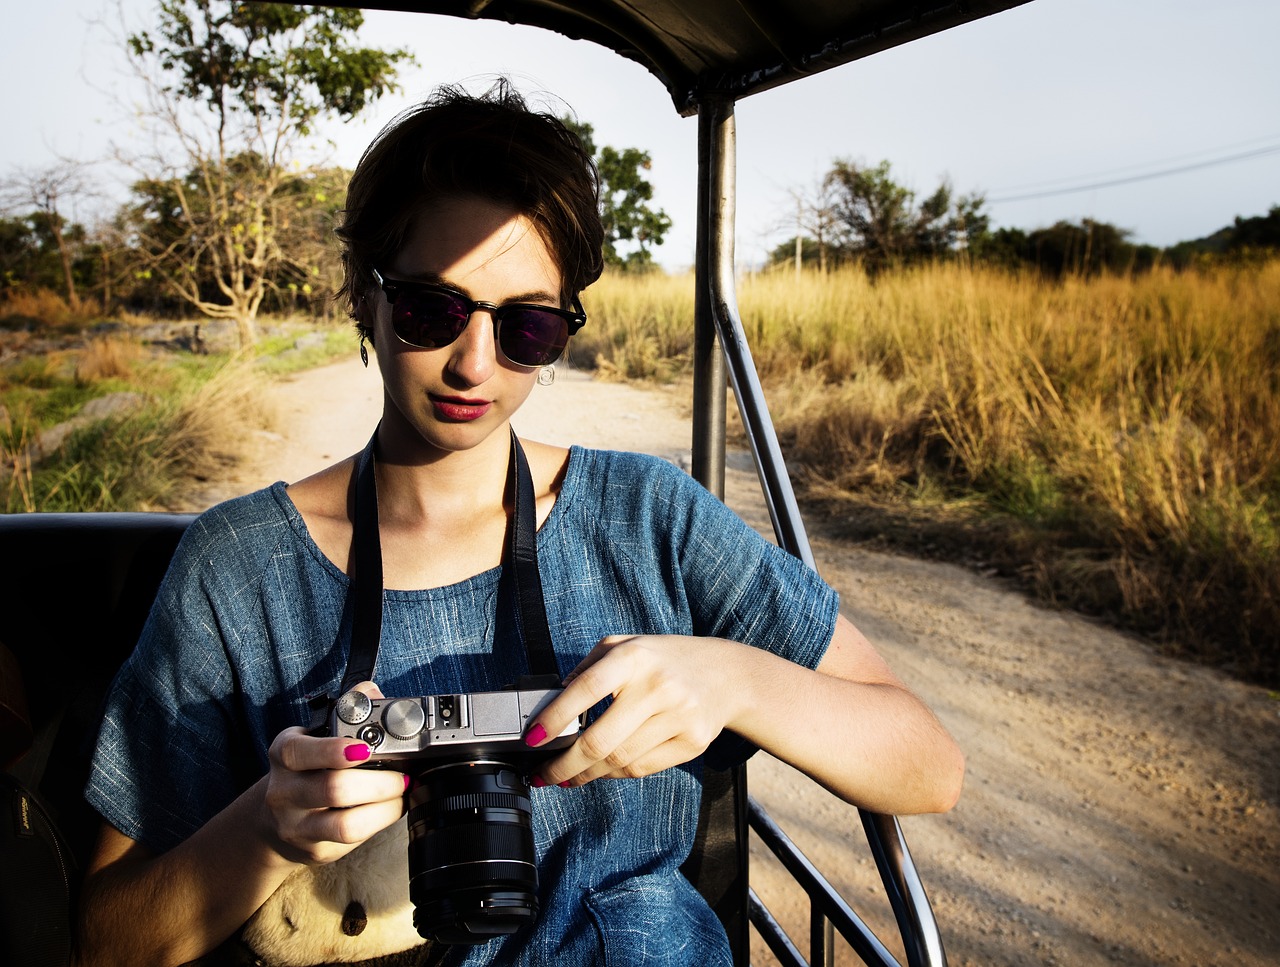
[
  {"left": 821, "top": 159, "right": 989, "bottom": 272},
  {"left": 562, "top": 119, "right": 671, "bottom": 270},
  {"left": 0, "top": 161, "right": 96, "bottom": 306},
  {"left": 1224, "top": 205, "right": 1280, "bottom": 252},
  {"left": 1025, "top": 220, "right": 1157, "bottom": 277},
  {"left": 782, "top": 178, "right": 842, "bottom": 275},
  {"left": 120, "top": 1, "right": 409, "bottom": 345},
  {"left": 825, "top": 160, "right": 915, "bottom": 271}
]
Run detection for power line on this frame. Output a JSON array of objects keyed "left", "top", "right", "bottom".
[
  {"left": 987, "top": 142, "right": 1280, "bottom": 205},
  {"left": 989, "top": 133, "right": 1280, "bottom": 193}
]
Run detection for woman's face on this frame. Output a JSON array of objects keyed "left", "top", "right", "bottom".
[{"left": 369, "top": 194, "right": 563, "bottom": 457}]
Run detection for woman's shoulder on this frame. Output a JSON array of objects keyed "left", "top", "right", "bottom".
[
  {"left": 566, "top": 446, "right": 695, "bottom": 487},
  {"left": 173, "top": 482, "right": 304, "bottom": 578},
  {"left": 556, "top": 446, "right": 716, "bottom": 532},
  {"left": 189, "top": 481, "right": 293, "bottom": 534}
]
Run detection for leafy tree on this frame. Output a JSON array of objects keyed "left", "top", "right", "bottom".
[
  {"left": 562, "top": 119, "right": 671, "bottom": 270},
  {"left": 0, "top": 162, "right": 97, "bottom": 306},
  {"left": 121, "top": 1, "right": 409, "bottom": 345},
  {"left": 1225, "top": 205, "right": 1280, "bottom": 250},
  {"left": 819, "top": 160, "right": 988, "bottom": 272},
  {"left": 825, "top": 160, "right": 914, "bottom": 271},
  {"left": 821, "top": 159, "right": 988, "bottom": 273},
  {"left": 119, "top": 155, "right": 349, "bottom": 320},
  {"left": 1021, "top": 219, "right": 1157, "bottom": 277},
  {"left": 1163, "top": 205, "right": 1280, "bottom": 269}
]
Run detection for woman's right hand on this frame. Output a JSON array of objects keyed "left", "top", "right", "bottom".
[
  {"left": 77, "top": 682, "right": 411, "bottom": 967},
  {"left": 261, "top": 682, "right": 410, "bottom": 866}
]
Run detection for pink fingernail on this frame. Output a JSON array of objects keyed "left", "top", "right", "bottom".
[
  {"left": 558, "top": 780, "right": 571, "bottom": 788},
  {"left": 525, "top": 723, "right": 547, "bottom": 747},
  {"left": 531, "top": 775, "right": 547, "bottom": 788},
  {"left": 403, "top": 774, "right": 412, "bottom": 791},
  {"left": 344, "top": 743, "right": 371, "bottom": 762}
]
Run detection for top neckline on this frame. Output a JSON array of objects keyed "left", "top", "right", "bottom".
[{"left": 266, "top": 444, "right": 586, "bottom": 597}]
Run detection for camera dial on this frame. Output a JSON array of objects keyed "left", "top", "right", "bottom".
[
  {"left": 336, "top": 690, "right": 373, "bottom": 725},
  {"left": 385, "top": 699, "right": 427, "bottom": 740}
]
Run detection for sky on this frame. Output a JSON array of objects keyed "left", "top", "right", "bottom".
[{"left": 4, "top": 0, "right": 1279, "bottom": 272}]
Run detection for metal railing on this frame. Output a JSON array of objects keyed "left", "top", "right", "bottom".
[{"left": 691, "top": 94, "right": 948, "bottom": 967}]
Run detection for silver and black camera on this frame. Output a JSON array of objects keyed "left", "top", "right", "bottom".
[
  {"left": 327, "top": 686, "right": 579, "bottom": 764},
  {"left": 328, "top": 684, "right": 581, "bottom": 945}
]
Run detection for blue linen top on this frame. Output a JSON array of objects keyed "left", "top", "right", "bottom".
[{"left": 87, "top": 446, "right": 839, "bottom": 966}]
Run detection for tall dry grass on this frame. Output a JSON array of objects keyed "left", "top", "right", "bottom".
[
  {"left": 573, "top": 271, "right": 695, "bottom": 380},
  {"left": 585, "top": 261, "right": 1280, "bottom": 683},
  {"left": 2, "top": 341, "right": 268, "bottom": 513},
  {"left": 74, "top": 335, "right": 141, "bottom": 383},
  {"left": 0, "top": 288, "right": 103, "bottom": 330}
]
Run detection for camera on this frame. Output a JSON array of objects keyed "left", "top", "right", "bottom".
[{"left": 327, "top": 685, "right": 580, "bottom": 945}]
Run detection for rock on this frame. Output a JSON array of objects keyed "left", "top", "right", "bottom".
[
  {"left": 25, "top": 392, "right": 147, "bottom": 465},
  {"left": 81, "top": 392, "right": 144, "bottom": 421},
  {"left": 293, "top": 332, "right": 329, "bottom": 351}
]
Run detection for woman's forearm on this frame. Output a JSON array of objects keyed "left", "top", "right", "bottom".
[
  {"left": 535, "top": 617, "right": 964, "bottom": 812},
  {"left": 722, "top": 641, "right": 965, "bottom": 814},
  {"left": 76, "top": 777, "right": 298, "bottom": 967}
]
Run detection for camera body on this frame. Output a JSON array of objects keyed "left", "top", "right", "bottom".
[
  {"left": 326, "top": 686, "right": 579, "bottom": 769},
  {"left": 325, "top": 684, "right": 581, "bottom": 945}
]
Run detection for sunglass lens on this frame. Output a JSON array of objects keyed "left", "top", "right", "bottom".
[
  {"left": 500, "top": 309, "right": 569, "bottom": 367},
  {"left": 392, "top": 290, "right": 469, "bottom": 349}
]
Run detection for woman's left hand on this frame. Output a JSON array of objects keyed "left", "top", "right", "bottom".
[
  {"left": 522, "top": 615, "right": 965, "bottom": 816},
  {"left": 527, "top": 634, "right": 743, "bottom": 785}
]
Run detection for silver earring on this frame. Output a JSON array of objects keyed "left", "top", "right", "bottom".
[{"left": 537, "top": 365, "right": 556, "bottom": 386}]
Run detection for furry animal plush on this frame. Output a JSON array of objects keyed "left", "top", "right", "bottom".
[{"left": 241, "top": 817, "right": 428, "bottom": 966}]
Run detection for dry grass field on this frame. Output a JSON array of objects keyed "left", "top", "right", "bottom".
[{"left": 580, "top": 261, "right": 1280, "bottom": 684}]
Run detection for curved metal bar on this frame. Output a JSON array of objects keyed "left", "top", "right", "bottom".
[
  {"left": 862, "top": 813, "right": 949, "bottom": 967},
  {"left": 696, "top": 93, "right": 948, "bottom": 967},
  {"left": 749, "top": 798, "right": 898, "bottom": 967}
]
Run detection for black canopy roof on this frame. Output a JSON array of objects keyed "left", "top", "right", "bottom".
[{"left": 326, "top": 1, "right": 1034, "bottom": 115}]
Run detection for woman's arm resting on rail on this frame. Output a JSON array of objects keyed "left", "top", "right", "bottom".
[
  {"left": 76, "top": 694, "right": 408, "bottom": 967},
  {"left": 530, "top": 615, "right": 964, "bottom": 815}
]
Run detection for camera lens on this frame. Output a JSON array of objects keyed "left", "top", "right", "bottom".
[{"left": 407, "top": 760, "right": 538, "bottom": 944}]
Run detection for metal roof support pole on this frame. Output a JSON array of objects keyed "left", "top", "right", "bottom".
[
  {"left": 691, "top": 97, "right": 728, "bottom": 499},
  {"left": 692, "top": 94, "right": 949, "bottom": 967},
  {"left": 694, "top": 94, "right": 813, "bottom": 562}
]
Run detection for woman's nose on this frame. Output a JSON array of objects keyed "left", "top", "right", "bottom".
[{"left": 445, "top": 310, "right": 498, "bottom": 384}]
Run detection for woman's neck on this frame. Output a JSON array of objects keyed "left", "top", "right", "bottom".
[{"left": 371, "top": 418, "right": 510, "bottom": 521}]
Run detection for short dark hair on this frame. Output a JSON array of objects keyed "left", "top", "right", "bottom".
[{"left": 337, "top": 81, "right": 604, "bottom": 339}]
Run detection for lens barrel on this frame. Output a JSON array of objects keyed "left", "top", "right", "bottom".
[{"left": 407, "top": 761, "right": 538, "bottom": 944}]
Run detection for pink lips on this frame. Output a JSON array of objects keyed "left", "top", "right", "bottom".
[{"left": 431, "top": 395, "right": 492, "bottom": 421}]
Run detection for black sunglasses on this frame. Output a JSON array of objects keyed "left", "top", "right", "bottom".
[{"left": 372, "top": 268, "right": 586, "bottom": 368}]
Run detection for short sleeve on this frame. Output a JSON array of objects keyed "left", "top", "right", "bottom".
[
  {"left": 650, "top": 459, "right": 840, "bottom": 769},
  {"left": 664, "top": 461, "right": 839, "bottom": 671},
  {"left": 85, "top": 505, "right": 276, "bottom": 852}
]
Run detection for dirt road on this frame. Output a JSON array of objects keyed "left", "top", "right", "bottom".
[{"left": 188, "top": 356, "right": 1279, "bottom": 967}]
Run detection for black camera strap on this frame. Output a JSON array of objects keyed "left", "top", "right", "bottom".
[{"left": 337, "top": 426, "right": 559, "bottom": 697}]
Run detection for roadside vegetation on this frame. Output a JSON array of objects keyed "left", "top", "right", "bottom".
[
  {"left": 581, "top": 258, "right": 1280, "bottom": 686},
  {"left": 0, "top": 295, "right": 350, "bottom": 513}
]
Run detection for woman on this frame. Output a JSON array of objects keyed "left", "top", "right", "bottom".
[{"left": 77, "top": 84, "right": 963, "bottom": 967}]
